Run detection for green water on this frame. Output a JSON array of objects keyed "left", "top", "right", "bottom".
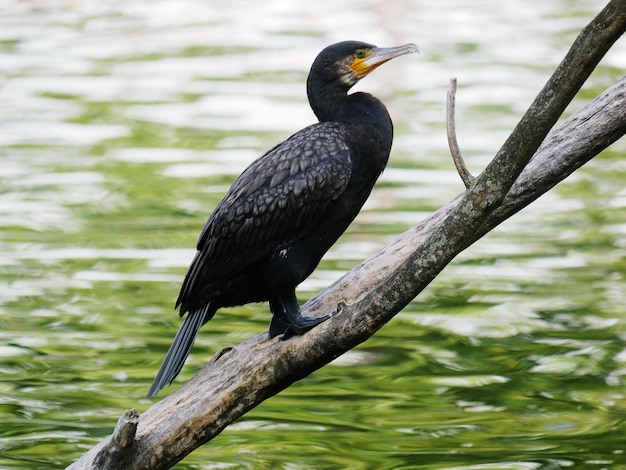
[{"left": 1, "top": 1, "right": 625, "bottom": 469}]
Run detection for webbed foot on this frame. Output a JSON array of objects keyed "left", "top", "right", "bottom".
[
  {"left": 269, "top": 290, "right": 335, "bottom": 340},
  {"left": 282, "top": 312, "right": 332, "bottom": 340}
]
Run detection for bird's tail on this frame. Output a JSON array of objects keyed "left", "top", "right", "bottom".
[{"left": 146, "top": 304, "right": 210, "bottom": 398}]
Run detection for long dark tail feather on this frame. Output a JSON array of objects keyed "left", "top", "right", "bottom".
[{"left": 146, "top": 304, "right": 210, "bottom": 398}]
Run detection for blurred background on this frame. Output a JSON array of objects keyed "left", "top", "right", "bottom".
[{"left": 0, "top": 0, "right": 625, "bottom": 468}]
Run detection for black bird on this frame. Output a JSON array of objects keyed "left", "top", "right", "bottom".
[{"left": 147, "top": 40, "right": 418, "bottom": 397}]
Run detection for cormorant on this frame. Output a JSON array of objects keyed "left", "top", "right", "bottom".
[{"left": 147, "top": 40, "right": 418, "bottom": 398}]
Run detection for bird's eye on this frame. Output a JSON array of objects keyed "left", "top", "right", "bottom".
[{"left": 354, "top": 49, "right": 365, "bottom": 59}]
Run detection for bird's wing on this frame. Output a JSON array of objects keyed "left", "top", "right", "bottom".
[{"left": 176, "top": 123, "right": 352, "bottom": 311}]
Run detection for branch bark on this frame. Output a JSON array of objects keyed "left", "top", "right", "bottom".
[{"left": 68, "top": 1, "right": 626, "bottom": 468}]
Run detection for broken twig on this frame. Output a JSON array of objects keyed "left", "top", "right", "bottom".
[{"left": 446, "top": 78, "right": 475, "bottom": 188}]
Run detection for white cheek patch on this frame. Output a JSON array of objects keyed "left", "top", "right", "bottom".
[{"left": 338, "top": 71, "right": 357, "bottom": 87}]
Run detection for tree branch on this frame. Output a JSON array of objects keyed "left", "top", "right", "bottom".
[
  {"left": 446, "top": 78, "right": 475, "bottom": 188},
  {"left": 68, "top": 1, "right": 626, "bottom": 468},
  {"left": 308, "top": 74, "right": 626, "bottom": 320},
  {"left": 473, "top": 75, "right": 626, "bottom": 240}
]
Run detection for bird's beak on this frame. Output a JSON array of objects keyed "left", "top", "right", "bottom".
[{"left": 352, "top": 43, "right": 419, "bottom": 78}]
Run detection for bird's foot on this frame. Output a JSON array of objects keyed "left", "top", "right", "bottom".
[{"left": 281, "top": 312, "right": 332, "bottom": 340}]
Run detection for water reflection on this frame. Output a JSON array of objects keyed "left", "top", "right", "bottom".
[{"left": 1, "top": 0, "right": 625, "bottom": 468}]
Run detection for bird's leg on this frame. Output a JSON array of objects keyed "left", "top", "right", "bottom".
[
  {"left": 269, "top": 291, "right": 331, "bottom": 339},
  {"left": 282, "top": 290, "right": 331, "bottom": 339},
  {"left": 268, "top": 297, "right": 291, "bottom": 339}
]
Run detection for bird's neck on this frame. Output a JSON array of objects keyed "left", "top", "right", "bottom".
[
  {"left": 307, "top": 76, "right": 348, "bottom": 122},
  {"left": 308, "top": 81, "right": 391, "bottom": 130}
]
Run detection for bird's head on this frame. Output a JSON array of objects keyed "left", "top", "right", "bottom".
[{"left": 309, "top": 40, "right": 419, "bottom": 90}]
